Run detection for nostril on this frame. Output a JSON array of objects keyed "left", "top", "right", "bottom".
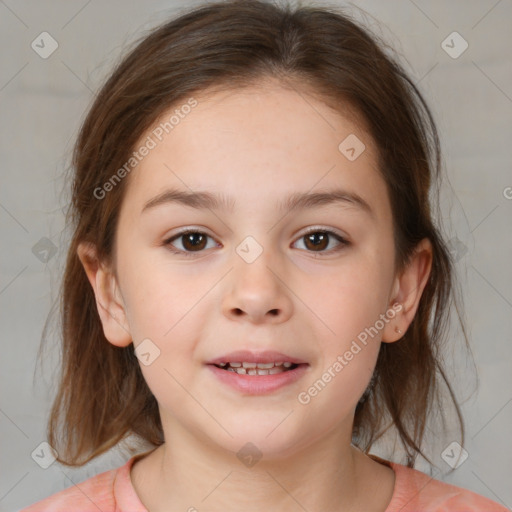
[{"left": 231, "top": 308, "right": 279, "bottom": 317}]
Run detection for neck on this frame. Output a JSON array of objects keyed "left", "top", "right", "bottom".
[{"left": 131, "top": 421, "right": 377, "bottom": 512}]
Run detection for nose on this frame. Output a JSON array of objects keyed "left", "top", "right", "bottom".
[{"left": 222, "top": 251, "right": 293, "bottom": 324}]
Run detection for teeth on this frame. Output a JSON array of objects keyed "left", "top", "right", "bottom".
[
  {"left": 218, "top": 361, "right": 297, "bottom": 374},
  {"left": 255, "top": 363, "right": 274, "bottom": 369},
  {"left": 222, "top": 362, "right": 294, "bottom": 369}
]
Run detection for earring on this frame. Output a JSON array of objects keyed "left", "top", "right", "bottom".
[{"left": 395, "top": 326, "right": 402, "bottom": 335}]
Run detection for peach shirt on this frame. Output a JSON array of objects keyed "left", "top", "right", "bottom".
[{"left": 21, "top": 453, "right": 509, "bottom": 511}]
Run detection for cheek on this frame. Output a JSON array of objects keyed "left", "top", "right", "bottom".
[
  {"left": 299, "top": 320, "right": 380, "bottom": 420},
  {"left": 119, "top": 248, "right": 207, "bottom": 340},
  {"left": 298, "top": 250, "right": 391, "bottom": 399},
  {"left": 303, "top": 255, "right": 392, "bottom": 339},
  {"left": 123, "top": 274, "right": 206, "bottom": 411}
]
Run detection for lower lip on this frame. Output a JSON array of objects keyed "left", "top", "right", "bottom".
[{"left": 207, "top": 364, "right": 309, "bottom": 394}]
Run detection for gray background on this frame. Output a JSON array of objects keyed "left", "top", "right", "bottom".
[{"left": 1, "top": 0, "right": 511, "bottom": 510}]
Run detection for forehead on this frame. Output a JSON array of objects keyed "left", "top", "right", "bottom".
[{"left": 120, "top": 81, "right": 390, "bottom": 223}]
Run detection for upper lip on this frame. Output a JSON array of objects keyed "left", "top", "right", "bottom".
[{"left": 206, "top": 350, "right": 308, "bottom": 365}]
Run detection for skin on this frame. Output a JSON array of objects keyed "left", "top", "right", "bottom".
[{"left": 78, "top": 79, "right": 432, "bottom": 512}]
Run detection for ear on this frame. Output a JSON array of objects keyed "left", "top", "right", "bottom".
[
  {"left": 382, "top": 238, "right": 433, "bottom": 343},
  {"left": 76, "top": 241, "right": 132, "bottom": 348}
]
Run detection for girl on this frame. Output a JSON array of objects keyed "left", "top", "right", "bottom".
[{"left": 23, "top": 1, "right": 508, "bottom": 510}]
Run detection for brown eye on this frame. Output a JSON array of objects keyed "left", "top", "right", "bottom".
[
  {"left": 294, "top": 229, "right": 348, "bottom": 254},
  {"left": 181, "top": 232, "right": 207, "bottom": 251},
  {"left": 164, "top": 230, "right": 217, "bottom": 256},
  {"left": 304, "top": 232, "right": 329, "bottom": 251}
]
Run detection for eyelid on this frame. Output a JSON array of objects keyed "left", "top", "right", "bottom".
[
  {"left": 165, "top": 226, "right": 215, "bottom": 239},
  {"left": 163, "top": 227, "right": 220, "bottom": 257},
  {"left": 296, "top": 225, "right": 348, "bottom": 241},
  {"left": 292, "top": 226, "right": 350, "bottom": 253},
  {"left": 164, "top": 225, "right": 349, "bottom": 241},
  {"left": 163, "top": 225, "right": 350, "bottom": 256}
]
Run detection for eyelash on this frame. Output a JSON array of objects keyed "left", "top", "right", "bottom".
[{"left": 163, "top": 227, "right": 350, "bottom": 258}]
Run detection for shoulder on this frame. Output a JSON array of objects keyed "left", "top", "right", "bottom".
[
  {"left": 19, "top": 457, "right": 147, "bottom": 512},
  {"left": 387, "top": 460, "right": 509, "bottom": 512},
  {"left": 19, "top": 466, "right": 117, "bottom": 512}
]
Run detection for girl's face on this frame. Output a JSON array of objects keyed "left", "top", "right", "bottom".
[{"left": 104, "top": 81, "right": 407, "bottom": 457}]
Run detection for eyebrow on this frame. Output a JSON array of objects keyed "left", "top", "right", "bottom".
[{"left": 141, "top": 187, "right": 374, "bottom": 218}]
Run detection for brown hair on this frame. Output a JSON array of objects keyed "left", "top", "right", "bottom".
[{"left": 42, "top": 0, "right": 473, "bottom": 468}]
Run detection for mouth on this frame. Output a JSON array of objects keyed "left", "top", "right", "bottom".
[
  {"left": 206, "top": 351, "right": 309, "bottom": 394},
  {"left": 213, "top": 361, "right": 301, "bottom": 375}
]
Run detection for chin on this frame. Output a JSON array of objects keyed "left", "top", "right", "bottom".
[{"left": 212, "top": 420, "right": 311, "bottom": 463}]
